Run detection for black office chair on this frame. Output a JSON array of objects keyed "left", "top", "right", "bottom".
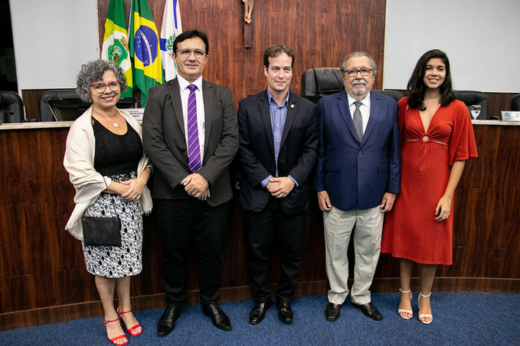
[
  {"left": 39, "top": 89, "right": 137, "bottom": 122},
  {"left": 372, "top": 90, "right": 404, "bottom": 103},
  {"left": 301, "top": 67, "right": 404, "bottom": 103},
  {"left": 301, "top": 67, "right": 344, "bottom": 102},
  {"left": 453, "top": 90, "right": 488, "bottom": 119},
  {"left": 0, "top": 90, "right": 24, "bottom": 123},
  {"left": 510, "top": 94, "right": 520, "bottom": 111},
  {"left": 39, "top": 89, "right": 89, "bottom": 122}
]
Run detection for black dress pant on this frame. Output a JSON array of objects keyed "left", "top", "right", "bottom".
[
  {"left": 155, "top": 198, "right": 229, "bottom": 304},
  {"left": 243, "top": 198, "right": 307, "bottom": 303}
]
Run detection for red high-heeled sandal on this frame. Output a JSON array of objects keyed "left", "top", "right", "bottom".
[
  {"left": 117, "top": 307, "right": 143, "bottom": 337},
  {"left": 103, "top": 317, "right": 128, "bottom": 346}
]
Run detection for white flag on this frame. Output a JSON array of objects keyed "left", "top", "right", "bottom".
[{"left": 161, "top": 0, "right": 182, "bottom": 81}]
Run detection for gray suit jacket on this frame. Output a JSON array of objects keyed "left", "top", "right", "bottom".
[{"left": 142, "top": 78, "right": 239, "bottom": 206}]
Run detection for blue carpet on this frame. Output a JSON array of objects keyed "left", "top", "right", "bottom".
[{"left": 1, "top": 293, "right": 519, "bottom": 346}]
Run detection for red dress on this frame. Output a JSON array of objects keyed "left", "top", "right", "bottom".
[{"left": 381, "top": 97, "right": 478, "bottom": 265}]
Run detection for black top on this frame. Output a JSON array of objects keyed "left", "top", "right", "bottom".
[{"left": 92, "top": 116, "right": 143, "bottom": 176}]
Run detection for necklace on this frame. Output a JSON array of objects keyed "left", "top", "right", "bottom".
[{"left": 93, "top": 110, "right": 119, "bottom": 127}]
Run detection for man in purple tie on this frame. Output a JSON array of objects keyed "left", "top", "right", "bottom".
[
  {"left": 142, "top": 30, "right": 238, "bottom": 336},
  {"left": 237, "top": 45, "right": 319, "bottom": 325}
]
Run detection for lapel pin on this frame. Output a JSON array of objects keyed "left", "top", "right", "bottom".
[{"left": 291, "top": 104, "right": 295, "bottom": 108}]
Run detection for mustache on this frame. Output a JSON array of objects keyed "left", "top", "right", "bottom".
[{"left": 352, "top": 80, "right": 366, "bottom": 86}]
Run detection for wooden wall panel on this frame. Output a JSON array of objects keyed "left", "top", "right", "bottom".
[
  {"left": 20, "top": 89, "right": 45, "bottom": 121},
  {"left": 96, "top": 0, "right": 387, "bottom": 108},
  {"left": 487, "top": 92, "right": 519, "bottom": 117},
  {"left": 1, "top": 124, "right": 519, "bottom": 332}
]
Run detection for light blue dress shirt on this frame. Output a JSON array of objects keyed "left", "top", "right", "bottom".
[{"left": 261, "top": 89, "right": 298, "bottom": 188}]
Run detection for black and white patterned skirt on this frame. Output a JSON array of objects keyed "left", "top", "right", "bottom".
[{"left": 82, "top": 171, "right": 143, "bottom": 278}]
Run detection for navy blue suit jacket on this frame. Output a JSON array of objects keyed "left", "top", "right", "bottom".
[
  {"left": 238, "top": 90, "right": 319, "bottom": 215},
  {"left": 314, "top": 91, "right": 401, "bottom": 211}
]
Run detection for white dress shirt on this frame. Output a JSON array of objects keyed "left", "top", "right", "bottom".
[
  {"left": 177, "top": 75, "right": 205, "bottom": 163},
  {"left": 347, "top": 92, "right": 371, "bottom": 133}
]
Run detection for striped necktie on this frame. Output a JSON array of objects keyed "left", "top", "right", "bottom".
[{"left": 187, "top": 84, "right": 201, "bottom": 172}]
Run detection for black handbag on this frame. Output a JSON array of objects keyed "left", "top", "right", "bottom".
[{"left": 82, "top": 180, "right": 122, "bottom": 247}]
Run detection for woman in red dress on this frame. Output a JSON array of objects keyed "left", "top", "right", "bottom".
[{"left": 381, "top": 49, "right": 477, "bottom": 324}]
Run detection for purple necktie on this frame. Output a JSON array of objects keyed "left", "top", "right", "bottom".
[{"left": 187, "top": 84, "right": 201, "bottom": 172}]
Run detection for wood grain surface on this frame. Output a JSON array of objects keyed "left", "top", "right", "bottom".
[{"left": 0, "top": 123, "right": 519, "bottom": 331}]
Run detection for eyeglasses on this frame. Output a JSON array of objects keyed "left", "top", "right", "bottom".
[
  {"left": 91, "top": 81, "right": 120, "bottom": 92},
  {"left": 345, "top": 68, "right": 374, "bottom": 77},
  {"left": 176, "top": 49, "right": 206, "bottom": 59}
]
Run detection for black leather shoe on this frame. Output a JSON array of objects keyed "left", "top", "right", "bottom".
[
  {"left": 202, "top": 302, "right": 232, "bottom": 331},
  {"left": 157, "top": 304, "right": 181, "bottom": 337},
  {"left": 277, "top": 301, "right": 293, "bottom": 323},
  {"left": 325, "top": 303, "right": 341, "bottom": 322},
  {"left": 351, "top": 302, "right": 383, "bottom": 321},
  {"left": 249, "top": 301, "right": 271, "bottom": 325}
]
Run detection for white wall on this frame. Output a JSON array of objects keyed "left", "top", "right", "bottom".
[
  {"left": 384, "top": 0, "right": 520, "bottom": 92},
  {"left": 9, "top": 0, "right": 520, "bottom": 94},
  {"left": 10, "top": 0, "right": 99, "bottom": 95}
]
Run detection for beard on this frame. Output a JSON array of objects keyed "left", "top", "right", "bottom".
[{"left": 350, "top": 80, "right": 368, "bottom": 95}]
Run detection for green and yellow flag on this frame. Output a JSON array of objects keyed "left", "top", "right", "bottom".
[
  {"left": 128, "top": 0, "right": 164, "bottom": 106},
  {"left": 101, "top": 0, "right": 133, "bottom": 98}
]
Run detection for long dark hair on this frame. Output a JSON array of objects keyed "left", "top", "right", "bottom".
[{"left": 407, "top": 49, "right": 455, "bottom": 110}]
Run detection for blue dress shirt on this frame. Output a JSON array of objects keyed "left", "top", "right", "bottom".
[{"left": 261, "top": 89, "right": 298, "bottom": 188}]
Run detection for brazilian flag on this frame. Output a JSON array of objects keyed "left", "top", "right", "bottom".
[
  {"left": 102, "top": 0, "right": 133, "bottom": 98},
  {"left": 128, "top": 0, "right": 164, "bottom": 107}
]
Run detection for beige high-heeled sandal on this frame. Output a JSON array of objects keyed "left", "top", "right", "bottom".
[
  {"left": 418, "top": 292, "right": 433, "bottom": 324},
  {"left": 398, "top": 288, "right": 413, "bottom": 319}
]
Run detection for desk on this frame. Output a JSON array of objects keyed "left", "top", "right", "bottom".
[{"left": 0, "top": 121, "right": 519, "bottom": 330}]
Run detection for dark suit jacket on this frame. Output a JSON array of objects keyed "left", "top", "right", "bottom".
[
  {"left": 142, "top": 78, "right": 239, "bottom": 207},
  {"left": 238, "top": 90, "right": 319, "bottom": 215},
  {"left": 314, "top": 91, "right": 401, "bottom": 211}
]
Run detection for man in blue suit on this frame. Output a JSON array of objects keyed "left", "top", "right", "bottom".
[
  {"left": 314, "top": 52, "right": 401, "bottom": 322},
  {"left": 238, "top": 45, "right": 319, "bottom": 325}
]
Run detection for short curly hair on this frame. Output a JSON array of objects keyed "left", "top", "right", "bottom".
[{"left": 76, "top": 60, "right": 127, "bottom": 102}]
